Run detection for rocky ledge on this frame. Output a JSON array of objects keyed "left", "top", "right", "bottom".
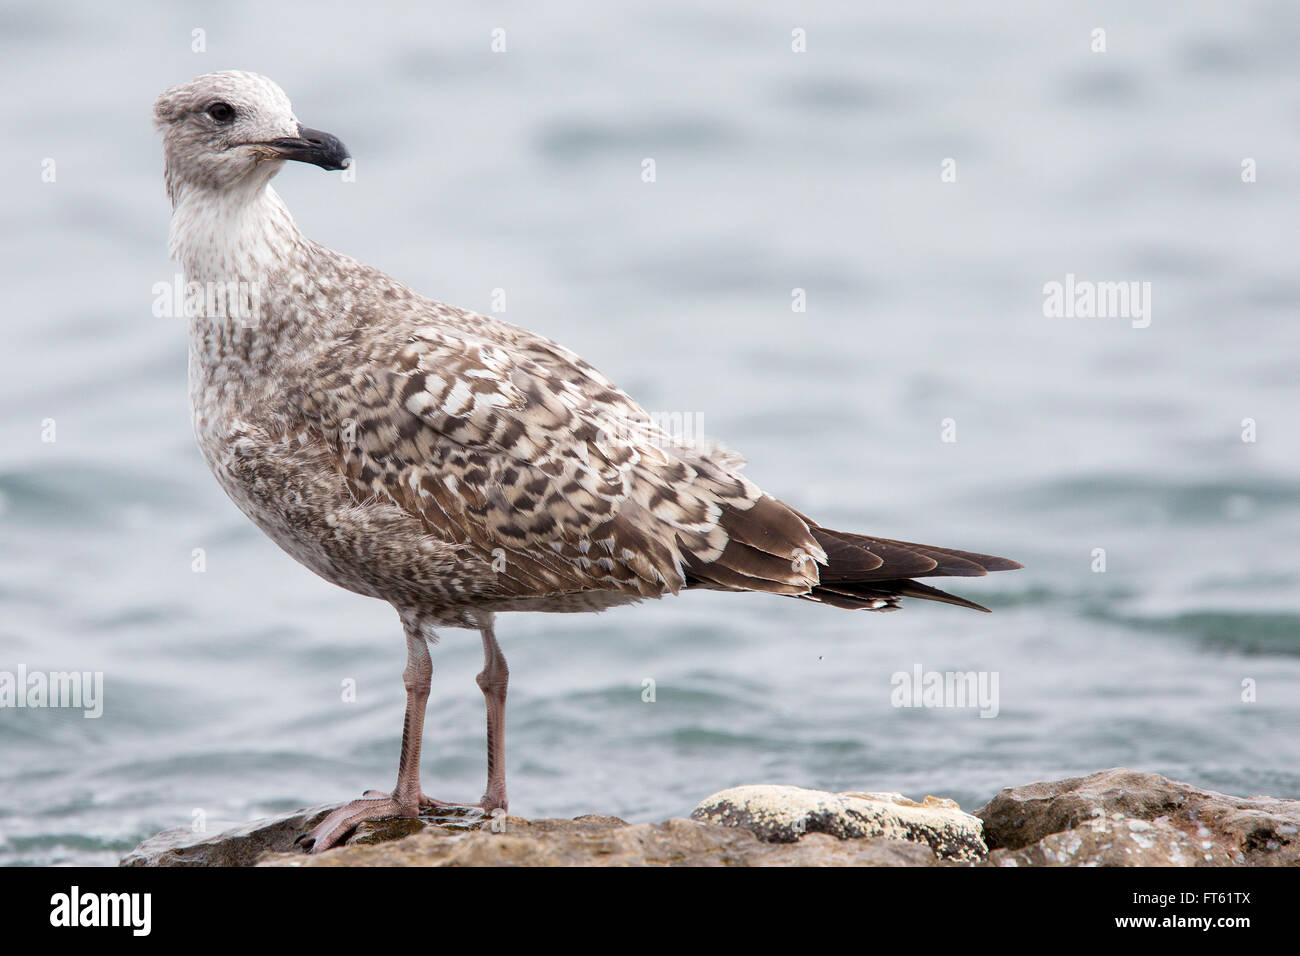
[{"left": 120, "top": 768, "right": 1299, "bottom": 867}]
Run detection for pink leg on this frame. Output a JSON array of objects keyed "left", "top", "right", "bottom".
[
  {"left": 418, "top": 623, "right": 509, "bottom": 813},
  {"left": 297, "top": 617, "right": 431, "bottom": 853},
  {"left": 477, "top": 623, "right": 509, "bottom": 812}
]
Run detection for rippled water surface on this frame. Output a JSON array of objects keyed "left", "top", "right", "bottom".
[{"left": 2, "top": 2, "right": 1298, "bottom": 865}]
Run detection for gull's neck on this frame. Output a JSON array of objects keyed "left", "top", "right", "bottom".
[
  {"left": 172, "top": 178, "right": 324, "bottom": 397},
  {"left": 169, "top": 180, "right": 304, "bottom": 284}
]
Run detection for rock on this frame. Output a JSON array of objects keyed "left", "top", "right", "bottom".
[
  {"left": 119, "top": 803, "right": 486, "bottom": 867},
  {"left": 690, "top": 784, "right": 986, "bottom": 862},
  {"left": 119, "top": 769, "right": 1300, "bottom": 867},
  {"left": 121, "top": 805, "right": 336, "bottom": 867},
  {"left": 258, "top": 816, "right": 943, "bottom": 867},
  {"left": 977, "top": 768, "right": 1300, "bottom": 867}
]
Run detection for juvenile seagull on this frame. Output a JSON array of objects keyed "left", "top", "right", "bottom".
[{"left": 155, "top": 71, "right": 1021, "bottom": 852}]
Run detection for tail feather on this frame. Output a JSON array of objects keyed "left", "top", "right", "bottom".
[
  {"left": 803, "top": 579, "right": 992, "bottom": 613},
  {"left": 805, "top": 526, "right": 1021, "bottom": 612},
  {"left": 680, "top": 495, "right": 1023, "bottom": 612}
]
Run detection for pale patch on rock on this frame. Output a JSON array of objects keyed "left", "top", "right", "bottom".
[{"left": 690, "top": 784, "right": 986, "bottom": 862}]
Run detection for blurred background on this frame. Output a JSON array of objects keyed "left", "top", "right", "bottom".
[{"left": 1, "top": 1, "right": 1297, "bottom": 865}]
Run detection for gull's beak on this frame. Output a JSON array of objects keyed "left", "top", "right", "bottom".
[{"left": 258, "top": 124, "right": 351, "bottom": 171}]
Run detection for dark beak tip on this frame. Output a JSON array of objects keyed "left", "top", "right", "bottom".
[{"left": 270, "top": 126, "right": 352, "bottom": 172}]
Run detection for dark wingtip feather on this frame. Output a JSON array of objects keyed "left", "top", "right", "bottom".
[
  {"left": 984, "top": 557, "right": 1025, "bottom": 572},
  {"left": 871, "top": 579, "right": 993, "bottom": 612},
  {"left": 803, "top": 526, "right": 1020, "bottom": 612}
]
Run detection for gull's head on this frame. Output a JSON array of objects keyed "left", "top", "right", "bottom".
[{"left": 153, "top": 71, "right": 350, "bottom": 202}]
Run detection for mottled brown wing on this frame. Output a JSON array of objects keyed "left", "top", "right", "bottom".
[{"left": 302, "top": 321, "right": 824, "bottom": 602}]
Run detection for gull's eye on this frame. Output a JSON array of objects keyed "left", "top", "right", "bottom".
[{"left": 206, "top": 102, "right": 236, "bottom": 124}]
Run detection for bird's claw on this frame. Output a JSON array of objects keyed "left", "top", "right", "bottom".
[
  {"left": 295, "top": 789, "right": 508, "bottom": 852},
  {"left": 296, "top": 793, "right": 416, "bottom": 853}
]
